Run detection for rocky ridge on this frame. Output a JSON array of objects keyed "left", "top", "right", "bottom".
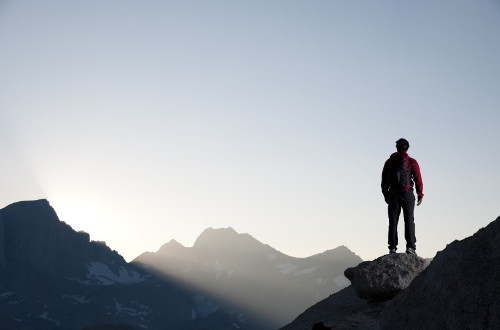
[
  {"left": 281, "top": 216, "right": 500, "bottom": 330},
  {"left": 379, "top": 216, "right": 500, "bottom": 329}
]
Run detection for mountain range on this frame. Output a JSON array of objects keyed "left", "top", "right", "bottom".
[
  {"left": 0, "top": 199, "right": 361, "bottom": 329},
  {"left": 0, "top": 199, "right": 248, "bottom": 329},
  {"left": 133, "top": 227, "right": 360, "bottom": 329}
]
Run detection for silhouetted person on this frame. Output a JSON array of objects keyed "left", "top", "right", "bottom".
[{"left": 381, "top": 138, "right": 424, "bottom": 255}]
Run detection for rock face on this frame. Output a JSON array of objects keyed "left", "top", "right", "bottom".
[
  {"left": 344, "top": 253, "right": 429, "bottom": 301},
  {"left": 279, "top": 286, "right": 388, "bottom": 330},
  {"left": 379, "top": 216, "right": 500, "bottom": 330},
  {"left": 282, "top": 216, "right": 500, "bottom": 330}
]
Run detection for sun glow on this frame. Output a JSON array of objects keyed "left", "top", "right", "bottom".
[{"left": 48, "top": 196, "right": 108, "bottom": 237}]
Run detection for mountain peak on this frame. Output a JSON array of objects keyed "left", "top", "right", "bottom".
[
  {"left": 198, "top": 226, "right": 238, "bottom": 237},
  {"left": 1, "top": 199, "right": 60, "bottom": 229},
  {"left": 201, "top": 226, "right": 238, "bottom": 234},
  {"left": 5, "top": 199, "right": 50, "bottom": 207},
  {"left": 194, "top": 227, "right": 255, "bottom": 249},
  {"left": 310, "top": 245, "right": 362, "bottom": 263},
  {"left": 158, "top": 239, "right": 186, "bottom": 254},
  {"left": 167, "top": 238, "right": 184, "bottom": 246},
  {"left": 0, "top": 199, "right": 126, "bottom": 276}
]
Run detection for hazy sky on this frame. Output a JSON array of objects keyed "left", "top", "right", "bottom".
[{"left": 1, "top": 0, "right": 499, "bottom": 262}]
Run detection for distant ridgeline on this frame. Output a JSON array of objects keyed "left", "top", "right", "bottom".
[
  {"left": 133, "top": 226, "right": 362, "bottom": 329},
  {"left": 0, "top": 199, "right": 362, "bottom": 330}
]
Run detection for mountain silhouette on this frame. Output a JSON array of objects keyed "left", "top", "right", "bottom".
[
  {"left": 133, "top": 227, "right": 362, "bottom": 329},
  {"left": 0, "top": 199, "right": 363, "bottom": 329},
  {"left": 0, "top": 200, "right": 243, "bottom": 330}
]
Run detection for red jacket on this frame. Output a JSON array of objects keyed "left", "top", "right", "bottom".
[{"left": 381, "top": 152, "right": 424, "bottom": 199}]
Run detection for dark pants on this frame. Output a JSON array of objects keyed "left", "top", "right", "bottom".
[{"left": 388, "top": 190, "right": 416, "bottom": 250}]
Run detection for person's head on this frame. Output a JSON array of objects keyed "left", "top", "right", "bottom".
[{"left": 396, "top": 138, "right": 410, "bottom": 152}]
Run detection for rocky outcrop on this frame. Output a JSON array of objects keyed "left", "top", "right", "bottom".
[
  {"left": 379, "top": 216, "right": 500, "bottom": 330},
  {"left": 279, "top": 286, "right": 388, "bottom": 330},
  {"left": 344, "top": 253, "right": 429, "bottom": 301},
  {"left": 282, "top": 216, "right": 500, "bottom": 330}
]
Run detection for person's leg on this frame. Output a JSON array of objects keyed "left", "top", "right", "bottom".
[
  {"left": 401, "top": 191, "right": 416, "bottom": 250},
  {"left": 388, "top": 195, "right": 401, "bottom": 251}
]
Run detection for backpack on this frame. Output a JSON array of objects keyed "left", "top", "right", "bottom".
[{"left": 391, "top": 154, "right": 411, "bottom": 191}]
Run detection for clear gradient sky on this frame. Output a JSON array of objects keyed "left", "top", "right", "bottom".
[{"left": 1, "top": 0, "right": 499, "bottom": 262}]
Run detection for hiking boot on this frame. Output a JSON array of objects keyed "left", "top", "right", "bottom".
[
  {"left": 406, "top": 247, "right": 416, "bottom": 255},
  {"left": 389, "top": 247, "right": 397, "bottom": 254}
]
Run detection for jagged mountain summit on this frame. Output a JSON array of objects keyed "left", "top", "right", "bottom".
[
  {"left": 133, "top": 226, "right": 362, "bottom": 329},
  {"left": 0, "top": 200, "right": 242, "bottom": 330}
]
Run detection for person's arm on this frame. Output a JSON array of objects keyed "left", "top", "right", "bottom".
[
  {"left": 412, "top": 159, "right": 424, "bottom": 205},
  {"left": 381, "top": 160, "right": 391, "bottom": 203}
]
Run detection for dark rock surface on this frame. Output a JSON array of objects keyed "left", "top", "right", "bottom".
[
  {"left": 379, "top": 216, "right": 500, "bottom": 330},
  {"left": 282, "top": 216, "right": 500, "bottom": 330},
  {"left": 344, "top": 253, "right": 429, "bottom": 301},
  {"left": 0, "top": 215, "right": 6, "bottom": 267},
  {"left": 312, "top": 322, "right": 331, "bottom": 330},
  {"left": 279, "top": 286, "right": 388, "bottom": 330}
]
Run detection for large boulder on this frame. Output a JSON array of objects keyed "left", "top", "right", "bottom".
[
  {"left": 344, "top": 253, "right": 429, "bottom": 301},
  {"left": 379, "top": 217, "right": 500, "bottom": 330}
]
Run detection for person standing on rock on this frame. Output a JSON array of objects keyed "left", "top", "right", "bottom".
[{"left": 381, "top": 138, "right": 424, "bottom": 255}]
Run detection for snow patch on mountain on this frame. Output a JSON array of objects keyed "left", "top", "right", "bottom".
[
  {"left": 276, "top": 263, "right": 321, "bottom": 275},
  {"left": 200, "top": 260, "right": 235, "bottom": 280},
  {"left": 39, "top": 312, "right": 61, "bottom": 326},
  {"left": 202, "top": 260, "right": 225, "bottom": 272},
  {"left": 0, "top": 291, "right": 15, "bottom": 301},
  {"left": 276, "top": 263, "right": 299, "bottom": 274},
  {"left": 62, "top": 294, "right": 91, "bottom": 304},
  {"left": 86, "top": 262, "right": 146, "bottom": 285},
  {"left": 114, "top": 298, "right": 151, "bottom": 318},
  {"left": 294, "top": 266, "right": 319, "bottom": 275},
  {"left": 193, "top": 294, "right": 220, "bottom": 317}
]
